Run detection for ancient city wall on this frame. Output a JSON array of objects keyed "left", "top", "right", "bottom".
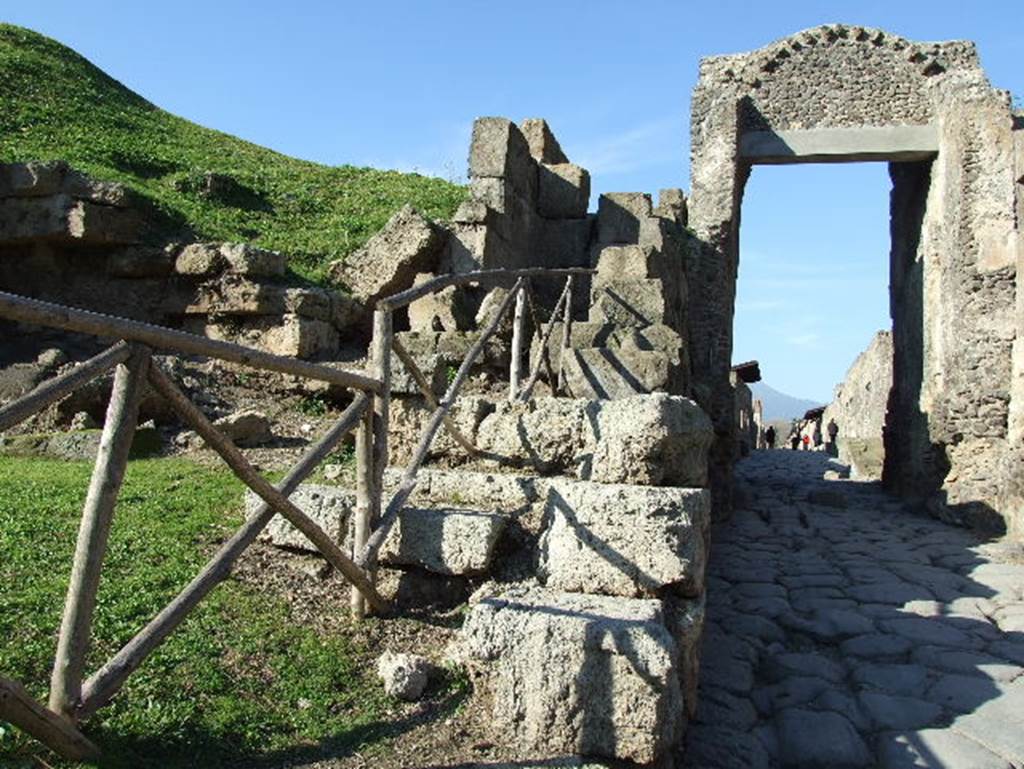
[{"left": 688, "top": 24, "right": 1022, "bottom": 534}]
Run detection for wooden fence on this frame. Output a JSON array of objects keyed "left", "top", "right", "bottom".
[{"left": 0, "top": 267, "right": 592, "bottom": 759}]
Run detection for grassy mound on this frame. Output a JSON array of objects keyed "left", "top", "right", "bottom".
[{"left": 0, "top": 24, "right": 465, "bottom": 284}]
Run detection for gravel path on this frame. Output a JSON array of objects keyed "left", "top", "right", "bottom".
[{"left": 684, "top": 450, "right": 1024, "bottom": 769}]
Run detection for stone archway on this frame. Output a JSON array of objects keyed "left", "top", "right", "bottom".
[{"left": 687, "top": 25, "right": 1021, "bottom": 533}]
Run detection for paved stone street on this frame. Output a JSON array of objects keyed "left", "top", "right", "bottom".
[{"left": 684, "top": 450, "right": 1024, "bottom": 769}]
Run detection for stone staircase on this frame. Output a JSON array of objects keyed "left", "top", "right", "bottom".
[{"left": 251, "top": 392, "right": 714, "bottom": 765}]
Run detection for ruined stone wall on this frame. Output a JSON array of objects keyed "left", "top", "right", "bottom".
[
  {"left": 823, "top": 330, "right": 893, "bottom": 479},
  {"left": 0, "top": 162, "right": 358, "bottom": 360},
  {"left": 689, "top": 25, "right": 1021, "bottom": 533}
]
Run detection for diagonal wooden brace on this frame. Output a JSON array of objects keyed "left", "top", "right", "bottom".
[{"left": 145, "top": 365, "right": 389, "bottom": 613}]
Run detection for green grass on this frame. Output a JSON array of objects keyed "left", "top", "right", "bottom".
[
  {"left": 0, "top": 456, "right": 391, "bottom": 768},
  {"left": 0, "top": 24, "right": 466, "bottom": 284}
]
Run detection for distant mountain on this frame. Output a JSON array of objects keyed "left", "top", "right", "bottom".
[{"left": 749, "top": 382, "right": 824, "bottom": 422}]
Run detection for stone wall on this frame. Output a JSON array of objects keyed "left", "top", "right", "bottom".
[
  {"left": 689, "top": 25, "right": 1022, "bottom": 534},
  {"left": 0, "top": 162, "right": 358, "bottom": 359},
  {"left": 823, "top": 330, "right": 893, "bottom": 479}
]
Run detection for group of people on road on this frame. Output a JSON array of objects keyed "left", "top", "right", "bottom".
[{"left": 763, "top": 418, "right": 839, "bottom": 456}]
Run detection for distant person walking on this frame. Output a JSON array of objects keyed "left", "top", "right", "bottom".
[
  {"left": 827, "top": 418, "right": 839, "bottom": 457},
  {"left": 789, "top": 427, "right": 800, "bottom": 450},
  {"left": 802, "top": 434, "right": 810, "bottom": 451},
  {"left": 765, "top": 425, "right": 776, "bottom": 449}
]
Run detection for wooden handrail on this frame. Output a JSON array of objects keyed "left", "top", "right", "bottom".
[
  {"left": 377, "top": 267, "right": 594, "bottom": 311},
  {"left": 0, "top": 291, "right": 381, "bottom": 393}
]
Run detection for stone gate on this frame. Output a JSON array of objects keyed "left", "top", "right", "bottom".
[{"left": 687, "top": 24, "right": 1023, "bottom": 534}]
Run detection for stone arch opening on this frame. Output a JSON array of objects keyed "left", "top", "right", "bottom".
[{"left": 688, "top": 25, "right": 1021, "bottom": 532}]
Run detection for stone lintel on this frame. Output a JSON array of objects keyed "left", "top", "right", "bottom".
[{"left": 739, "top": 125, "right": 939, "bottom": 165}]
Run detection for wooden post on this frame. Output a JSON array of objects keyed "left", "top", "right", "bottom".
[
  {"left": 79, "top": 393, "right": 368, "bottom": 718},
  {"left": 558, "top": 275, "right": 574, "bottom": 395},
  {"left": 370, "top": 308, "right": 391, "bottom": 510},
  {"left": 350, "top": 401, "right": 374, "bottom": 619},
  {"left": 509, "top": 283, "right": 526, "bottom": 400},
  {"left": 0, "top": 677, "right": 99, "bottom": 761},
  {"left": 0, "top": 341, "right": 131, "bottom": 433},
  {"left": 49, "top": 345, "right": 150, "bottom": 718},
  {"left": 358, "top": 278, "right": 524, "bottom": 570},
  {"left": 519, "top": 279, "right": 572, "bottom": 401},
  {"left": 392, "top": 337, "right": 477, "bottom": 456}
]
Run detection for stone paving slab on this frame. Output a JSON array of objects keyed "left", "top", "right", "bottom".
[{"left": 682, "top": 450, "right": 1024, "bottom": 769}]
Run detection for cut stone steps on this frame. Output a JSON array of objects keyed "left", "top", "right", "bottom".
[{"left": 561, "top": 346, "right": 650, "bottom": 399}]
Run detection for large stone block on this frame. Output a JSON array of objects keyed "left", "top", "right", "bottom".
[
  {"left": 596, "top": 192, "right": 652, "bottom": 244},
  {"left": 589, "top": 278, "right": 670, "bottom": 327},
  {"left": 590, "top": 393, "right": 713, "bottom": 486},
  {"left": 107, "top": 245, "right": 175, "bottom": 278},
  {"left": 0, "top": 194, "right": 144, "bottom": 244},
  {"left": 538, "top": 163, "right": 590, "bottom": 219},
  {"left": 593, "top": 244, "right": 661, "bottom": 282},
  {"left": 475, "top": 398, "right": 594, "bottom": 474},
  {"left": 175, "top": 242, "right": 226, "bottom": 276},
  {"left": 519, "top": 118, "right": 569, "bottom": 164},
  {"left": 220, "top": 242, "right": 287, "bottom": 277},
  {"left": 561, "top": 347, "right": 670, "bottom": 400},
  {"left": 388, "top": 395, "right": 493, "bottom": 465},
  {"left": 248, "top": 484, "right": 356, "bottom": 552},
  {"left": 456, "top": 585, "right": 683, "bottom": 764},
  {"left": 468, "top": 117, "right": 537, "bottom": 201},
  {"left": 407, "top": 272, "right": 473, "bottom": 332},
  {"left": 378, "top": 506, "right": 507, "bottom": 575},
  {"left": 0, "top": 161, "right": 71, "bottom": 198},
  {"left": 539, "top": 478, "right": 710, "bottom": 598},
  {"left": 654, "top": 188, "right": 688, "bottom": 225},
  {"left": 185, "top": 313, "right": 338, "bottom": 358},
  {"left": 328, "top": 204, "right": 444, "bottom": 304}
]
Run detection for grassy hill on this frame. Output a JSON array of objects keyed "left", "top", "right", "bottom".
[{"left": 0, "top": 24, "right": 465, "bottom": 284}]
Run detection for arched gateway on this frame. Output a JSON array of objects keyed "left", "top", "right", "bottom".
[{"left": 687, "top": 25, "right": 1022, "bottom": 533}]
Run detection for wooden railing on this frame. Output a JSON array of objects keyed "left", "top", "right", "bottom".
[
  {"left": 0, "top": 291, "right": 385, "bottom": 759},
  {"left": 349, "top": 268, "right": 593, "bottom": 615},
  {"left": 0, "top": 267, "right": 592, "bottom": 758}
]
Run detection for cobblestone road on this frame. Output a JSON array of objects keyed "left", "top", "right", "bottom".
[{"left": 684, "top": 450, "right": 1024, "bottom": 769}]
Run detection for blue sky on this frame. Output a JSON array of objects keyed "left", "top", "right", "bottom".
[{"left": 4, "top": 1, "right": 1021, "bottom": 402}]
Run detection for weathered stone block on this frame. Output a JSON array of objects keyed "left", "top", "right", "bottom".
[
  {"left": 388, "top": 395, "right": 492, "bottom": 465},
  {"left": 654, "top": 188, "right": 688, "bottom": 225},
  {"left": 214, "top": 409, "right": 272, "bottom": 447},
  {"left": 407, "top": 272, "right": 473, "bottom": 332},
  {"left": 220, "top": 242, "right": 287, "bottom": 277},
  {"left": 590, "top": 393, "right": 713, "bottom": 486},
  {"left": 538, "top": 163, "right": 590, "bottom": 219},
  {"left": 0, "top": 195, "right": 144, "bottom": 244},
  {"left": 0, "top": 161, "right": 68, "bottom": 198},
  {"left": 596, "top": 192, "right": 653, "bottom": 244},
  {"left": 589, "top": 278, "right": 669, "bottom": 327},
  {"left": 519, "top": 118, "right": 569, "bottom": 164},
  {"left": 175, "top": 243, "right": 226, "bottom": 276},
  {"left": 378, "top": 507, "right": 507, "bottom": 575},
  {"left": 536, "top": 217, "right": 593, "bottom": 270},
  {"left": 249, "top": 484, "right": 355, "bottom": 552},
  {"left": 328, "top": 204, "right": 443, "bottom": 304},
  {"left": 475, "top": 398, "right": 594, "bottom": 474},
  {"left": 107, "top": 245, "right": 175, "bottom": 278},
  {"left": 455, "top": 584, "right": 682, "bottom": 764},
  {"left": 469, "top": 117, "right": 537, "bottom": 200},
  {"left": 389, "top": 350, "right": 447, "bottom": 396},
  {"left": 593, "top": 244, "right": 661, "bottom": 283},
  {"left": 539, "top": 478, "right": 710, "bottom": 598},
  {"left": 187, "top": 313, "right": 338, "bottom": 358}
]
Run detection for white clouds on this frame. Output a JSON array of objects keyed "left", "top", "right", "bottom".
[
  {"left": 785, "top": 332, "right": 822, "bottom": 349},
  {"left": 573, "top": 116, "right": 682, "bottom": 176}
]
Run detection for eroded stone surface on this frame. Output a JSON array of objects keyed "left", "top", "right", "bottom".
[{"left": 456, "top": 584, "right": 683, "bottom": 764}]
